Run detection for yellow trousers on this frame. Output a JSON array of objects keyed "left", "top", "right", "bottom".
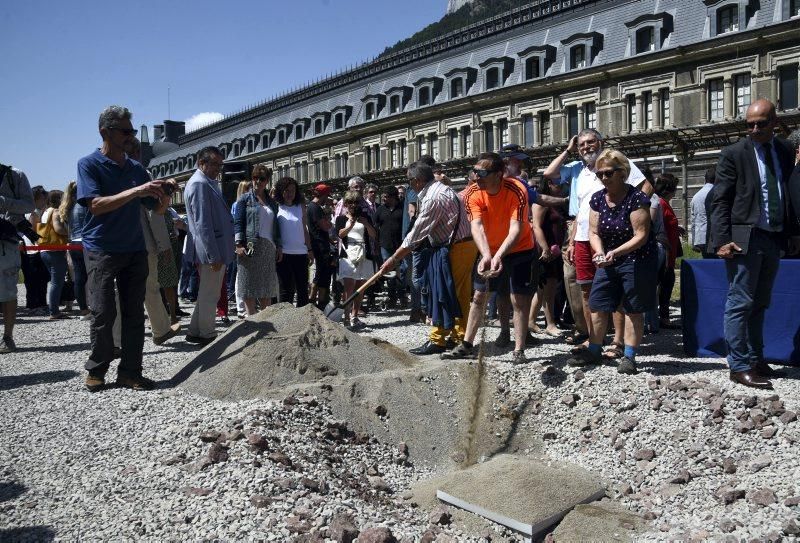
[{"left": 430, "top": 239, "right": 478, "bottom": 346}]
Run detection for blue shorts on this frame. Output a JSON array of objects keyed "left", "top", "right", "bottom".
[
  {"left": 588, "top": 252, "right": 658, "bottom": 314},
  {"left": 473, "top": 249, "right": 537, "bottom": 296}
]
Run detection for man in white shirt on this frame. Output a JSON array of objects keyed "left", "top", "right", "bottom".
[
  {"left": 690, "top": 165, "right": 716, "bottom": 258},
  {"left": 543, "top": 129, "right": 651, "bottom": 354}
]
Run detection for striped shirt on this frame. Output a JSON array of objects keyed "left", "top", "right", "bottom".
[{"left": 401, "top": 180, "right": 471, "bottom": 249}]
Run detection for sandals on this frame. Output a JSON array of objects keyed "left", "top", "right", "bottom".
[
  {"left": 564, "top": 331, "right": 588, "bottom": 345},
  {"left": 603, "top": 342, "right": 625, "bottom": 360}
]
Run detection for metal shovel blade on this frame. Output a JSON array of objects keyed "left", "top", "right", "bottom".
[{"left": 324, "top": 302, "right": 344, "bottom": 323}]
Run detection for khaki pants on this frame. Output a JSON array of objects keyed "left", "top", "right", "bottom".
[
  {"left": 189, "top": 264, "right": 225, "bottom": 339},
  {"left": 145, "top": 252, "right": 172, "bottom": 338},
  {"left": 430, "top": 239, "right": 478, "bottom": 346}
]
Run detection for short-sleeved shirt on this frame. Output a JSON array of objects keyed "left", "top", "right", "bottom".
[
  {"left": 573, "top": 161, "right": 645, "bottom": 242},
  {"left": 589, "top": 185, "right": 653, "bottom": 263},
  {"left": 465, "top": 177, "right": 534, "bottom": 255},
  {"left": 76, "top": 150, "right": 149, "bottom": 253}
]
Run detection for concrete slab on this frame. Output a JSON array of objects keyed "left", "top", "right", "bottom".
[
  {"left": 551, "top": 499, "right": 647, "bottom": 542},
  {"left": 430, "top": 455, "right": 605, "bottom": 540}
]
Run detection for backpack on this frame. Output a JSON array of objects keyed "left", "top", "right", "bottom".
[{"left": 35, "top": 209, "right": 67, "bottom": 246}]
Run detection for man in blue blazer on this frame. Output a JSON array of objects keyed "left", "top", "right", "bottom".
[
  {"left": 710, "top": 99, "right": 800, "bottom": 389},
  {"left": 184, "top": 147, "right": 234, "bottom": 345}
]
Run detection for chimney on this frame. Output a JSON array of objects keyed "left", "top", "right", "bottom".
[
  {"left": 163, "top": 120, "right": 186, "bottom": 143},
  {"left": 140, "top": 125, "right": 150, "bottom": 144},
  {"left": 153, "top": 124, "right": 164, "bottom": 142}
]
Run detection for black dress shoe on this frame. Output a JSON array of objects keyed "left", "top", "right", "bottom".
[
  {"left": 753, "top": 362, "right": 786, "bottom": 378},
  {"left": 445, "top": 338, "right": 457, "bottom": 350},
  {"left": 186, "top": 334, "right": 216, "bottom": 346},
  {"left": 409, "top": 341, "right": 446, "bottom": 355},
  {"left": 729, "top": 370, "right": 773, "bottom": 390}
]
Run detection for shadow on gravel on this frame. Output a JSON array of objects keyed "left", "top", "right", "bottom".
[
  {"left": 643, "top": 360, "right": 728, "bottom": 375},
  {"left": 0, "top": 481, "right": 27, "bottom": 502},
  {"left": 15, "top": 343, "right": 91, "bottom": 354},
  {"left": 0, "top": 526, "right": 56, "bottom": 542},
  {"left": 0, "top": 370, "right": 79, "bottom": 391}
]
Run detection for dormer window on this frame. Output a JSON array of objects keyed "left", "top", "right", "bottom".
[
  {"left": 561, "top": 32, "right": 603, "bottom": 72},
  {"left": 636, "top": 27, "right": 655, "bottom": 54},
  {"left": 451, "top": 78, "right": 464, "bottom": 98},
  {"left": 389, "top": 95, "right": 400, "bottom": 114},
  {"left": 419, "top": 87, "right": 430, "bottom": 107},
  {"left": 486, "top": 67, "right": 500, "bottom": 89},
  {"left": 294, "top": 125, "right": 303, "bottom": 140},
  {"left": 570, "top": 45, "right": 587, "bottom": 70},
  {"left": 277, "top": 129, "right": 286, "bottom": 145},
  {"left": 525, "top": 57, "right": 540, "bottom": 80},
  {"left": 717, "top": 4, "right": 738, "bottom": 33},
  {"left": 261, "top": 132, "right": 270, "bottom": 149},
  {"left": 792, "top": 0, "right": 800, "bottom": 17},
  {"left": 246, "top": 139, "right": 254, "bottom": 154},
  {"left": 314, "top": 118, "right": 324, "bottom": 135},
  {"left": 386, "top": 86, "right": 411, "bottom": 115},
  {"left": 365, "top": 102, "right": 376, "bottom": 120},
  {"left": 334, "top": 113, "right": 344, "bottom": 130}
]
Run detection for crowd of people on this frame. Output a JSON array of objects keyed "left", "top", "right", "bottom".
[{"left": 1, "top": 99, "right": 799, "bottom": 393}]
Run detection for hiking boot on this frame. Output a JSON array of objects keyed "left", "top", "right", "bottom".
[
  {"left": 0, "top": 336, "right": 16, "bottom": 354},
  {"left": 566, "top": 349, "right": 602, "bottom": 367},
  {"left": 511, "top": 350, "right": 527, "bottom": 365},
  {"left": 115, "top": 374, "right": 156, "bottom": 391},
  {"left": 441, "top": 342, "right": 477, "bottom": 360},
  {"left": 85, "top": 374, "right": 105, "bottom": 392},
  {"left": 617, "top": 356, "right": 638, "bottom": 375},
  {"left": 153, "top": 323, "right": 181, "bottom": 346},
  {"left": 494, "top": 329, "right": 511, "bottom": 348}
]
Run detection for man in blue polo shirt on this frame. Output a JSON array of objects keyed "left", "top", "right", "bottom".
[{"left": 77, "top": 105, "right": 167, "bottom": 392}]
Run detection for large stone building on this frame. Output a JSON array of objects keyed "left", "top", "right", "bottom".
[{"left": 145, "top": 0, "right": 800, "bottom": 225}]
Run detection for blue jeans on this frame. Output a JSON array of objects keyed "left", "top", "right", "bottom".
[
  {"left": 70, "top": 248, "right": 88, "bottom": 311},
  {"left": 723, "top": 229, "right": 781, "bottom": 372},
  {"left": 412, "top": 249, "right": 431, "bottom": 314},
  {"left": 40, "top": 251, "right": 67, "bottom": 316}
]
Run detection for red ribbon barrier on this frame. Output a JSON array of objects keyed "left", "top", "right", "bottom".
[{"left": 19, "top": 244, "right": 84, "bottom": 251}]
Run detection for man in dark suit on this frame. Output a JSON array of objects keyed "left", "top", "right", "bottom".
[{"left": 710, "top": 99, "right": 800, "bottom": 389}]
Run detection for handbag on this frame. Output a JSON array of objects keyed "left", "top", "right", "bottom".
[{"left": 36, "top": 210, "right": 67, "bottom": 246}]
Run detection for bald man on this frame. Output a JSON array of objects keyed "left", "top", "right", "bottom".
[{"left": 710, "top": 99, "right": 800, "bottom": 389}]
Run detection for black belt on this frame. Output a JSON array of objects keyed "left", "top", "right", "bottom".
[{"left": 454, "top": 236, "right": 473, "bottom": 244}]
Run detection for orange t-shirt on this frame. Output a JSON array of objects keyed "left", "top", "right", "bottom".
[{"left": 465, "top": 177, "right": 534, "bottom": 255}]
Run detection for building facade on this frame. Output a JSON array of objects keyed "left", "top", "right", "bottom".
[{"left": 146, "top": 0, "right": 800, "bottom": 223}]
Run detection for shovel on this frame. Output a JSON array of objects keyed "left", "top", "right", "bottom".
[{"left": 324, "top": 268, "right": 393, "bottom": 322}]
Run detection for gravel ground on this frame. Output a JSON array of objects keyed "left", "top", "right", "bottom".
[{"left": 2, "top": 286, "right": 799, "bottom": 542}]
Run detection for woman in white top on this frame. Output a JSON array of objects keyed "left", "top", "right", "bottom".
[
  {"left": 335, "top": 190, "right": 377, "bottom": 329},
  {"left": 274, "top": 177, "right": 314, "bottom": 307}
]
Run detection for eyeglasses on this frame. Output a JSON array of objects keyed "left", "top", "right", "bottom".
[
  {"left": 111, "top": 126, "right": 138, "bottom": 136},
  {"left": 746, "top": 120, "right": 771, "bottom": 130},
  {"left": 595, "top": 168, "right": 622, "bottom": 179},
  {"left": 367, "top": 190, "right": 376, "bottom": 194},
  {"left": 470, "top": 168, "right": 499, "bottom": 178},
  {"left": 256, "top": 176, "right": 269, "bottom": 181}
]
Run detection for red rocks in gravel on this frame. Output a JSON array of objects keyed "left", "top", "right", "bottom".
[
  {"left": 207, "top": 443, "right": 229, "bottom": 464},
  {"left": 722, "top": 458, "right": 737, "bottom": 474},
  {"left": 249, "top": 494, "right": 272, "bottom": 508},
  {"left": 748, "top": 488, "right": 778, "bottom": 506},
  {"left": 670, "top": 469, "right": 691, "bottom": 484},
  {"left": 358, "top": 527, "right": 397, "bottom": 543},
  {"left": 247, "top": 433, "right": 269, "bottom": 452},
  {"left": 428, "top": 505, "right": 452, "bottom": 525},
  {"left": 634, "top": 449, "right": 655, "bottom": 461},
  {"left": 268, "top": 451, "right": 292, "bottom": 467},
  {"left": 181, "top": 486, "right": 212, "bottom": 497},
  {"left": 329, "top": 513, "right": 359, "bottom": 543},
  {"left": 780, "top": 411, "right": 797, "bottom": 425}
]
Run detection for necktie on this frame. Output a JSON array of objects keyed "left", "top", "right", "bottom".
[{"left": 762, "top": 143, "right": 781, "bottom": 228}]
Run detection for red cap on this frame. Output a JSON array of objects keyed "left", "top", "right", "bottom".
[{"left": 314, "top": 183, "right": 332, "bottom": 197}]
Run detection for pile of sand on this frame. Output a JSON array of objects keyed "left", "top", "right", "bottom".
[{"left": 172, "top": 303, "right": 416, "bottom": 401}]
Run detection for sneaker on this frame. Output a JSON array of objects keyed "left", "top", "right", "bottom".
[
  {"left": 494, "top": 329, "right": 511, "bottom": 348},
  {"left": 153, "top": 323, "right": 181, "bottom": 346},
  {"left": 511, "top": 350, "right": 527, "bottom": 365},
  {"left": 186, "top": 334, "right": 216, "bottom": 346},
  {"left": 350, "top": 319, "right": 367, "bottom": 331},
  {"left": 115, "top": 374, "right": 156, "bottom": 391},
  {"left": 441, "top": 342, "right": 477, "bottom": 360},
  {"left": 0, "top": 336, "right": 16, "bottom": 354},
  {"left": 85, "top": 374, "right": 105, "bottom": 392},
  {"left": 566, "top": 349, "right": 602, "bottom": 367},
  {"left": 617, "top": 356, "right": 638, "bottom": 375}
]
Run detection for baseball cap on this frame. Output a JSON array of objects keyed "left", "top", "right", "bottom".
[
  {"left": 314, "top": 183, "right": 332, "bottom": 197},
  {"left": 500, "top": 143, "right": 529, "bottom": 161}
]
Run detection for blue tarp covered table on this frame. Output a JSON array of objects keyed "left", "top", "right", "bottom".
[{"left": 681, "top": 259, "right": 800, "bottom": 365}]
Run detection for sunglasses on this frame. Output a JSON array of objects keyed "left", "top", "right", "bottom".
[
  {"left": 595, "top": 167, "right": 622, "bottom": 179},
  {"left": 111, "top": 126, "right": 138, "bottom": 136},
  {"left": 746, "top": 120, "right": 771, "bottom": 129},
  {"left": 470, "top": 168, "right": 499, "bottom": 178}
]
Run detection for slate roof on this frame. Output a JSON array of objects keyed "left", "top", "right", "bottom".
[{"left": 148, "top": 0, "right": 792, "bottom": 173}]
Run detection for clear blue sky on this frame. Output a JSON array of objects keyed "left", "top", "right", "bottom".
[{"left": 0, "top": 0, "right": 446, "bottom": 190}]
